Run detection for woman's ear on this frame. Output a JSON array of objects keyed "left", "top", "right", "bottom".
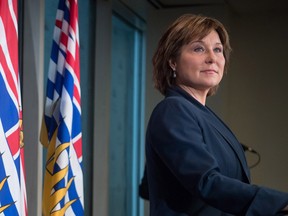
[{"left": 169, "top": 59, "right": 176, "bottom": 71}]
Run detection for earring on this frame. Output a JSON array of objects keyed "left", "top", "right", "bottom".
[{"left": 173, "top": 69, "right": 176, "bottom": 78}]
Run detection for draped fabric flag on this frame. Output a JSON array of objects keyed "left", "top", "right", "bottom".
[
  {"left": 0, "top": 0, "right": 27, "bottom": 215},
  {"left": 40, "top": 0, "right": 84, "bottom": 215}
]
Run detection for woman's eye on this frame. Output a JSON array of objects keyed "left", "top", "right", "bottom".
[
  {"left": 214, "top": 47, "right": 223, "bottom": 53},
  {"left": 194, "top": 47, "right": 204, "bottom": 52}
]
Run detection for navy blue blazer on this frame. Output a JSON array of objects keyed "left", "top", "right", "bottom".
[{"left": 145, "top": 86, "right": 288, "bottom": 215}]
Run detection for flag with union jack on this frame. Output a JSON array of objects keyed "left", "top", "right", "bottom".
[
  {"left": 0, "top": 0, "right": 27, "bottom": 215},
  {"left": 40, "top": 0, "right": 84, "bottom": 215}
]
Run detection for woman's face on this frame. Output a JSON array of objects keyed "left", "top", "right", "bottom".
[{"left": 170, "top": 30, "right": 225, "bottom": 95}]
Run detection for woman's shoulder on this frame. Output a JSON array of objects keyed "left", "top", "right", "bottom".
[
  {"left": 152, "top": 95, "right": 199, "bottom": 119},
  {"left": 155, "top": 95, "right": 188, "bottom": 109},
  {"left": 147, "top": 95, "right": 201, "bottom": 134}
]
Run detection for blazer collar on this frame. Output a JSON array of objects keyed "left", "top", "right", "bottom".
[
  {"left": 166, "top": 86, "right": 207, "bottom": 110},
  {"left": 166, "top": 86, "right": 251, "bottom": 182}
]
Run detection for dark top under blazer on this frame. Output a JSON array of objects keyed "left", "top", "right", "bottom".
[{"left": 145, "top": 86, "right": 288, "bottom": 216}]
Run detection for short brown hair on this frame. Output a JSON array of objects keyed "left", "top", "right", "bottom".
[{"left": 152, "top": 14, "right": 232, "bottom": 96}]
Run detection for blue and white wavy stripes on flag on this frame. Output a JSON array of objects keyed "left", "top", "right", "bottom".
[
  {"left": 40, "top": 0, "right": 84, "bottom": 215},
  {"left": 0, "top": 0, "right": 27, "bottom": 215}
]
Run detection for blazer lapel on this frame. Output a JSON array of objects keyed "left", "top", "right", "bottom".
[{"left": 204, "top": 109, "right": 251, "bottom": 182}]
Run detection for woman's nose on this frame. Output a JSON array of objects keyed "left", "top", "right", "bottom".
[{"left": 205, "top": 50, "right": 216, "bottom": 64}]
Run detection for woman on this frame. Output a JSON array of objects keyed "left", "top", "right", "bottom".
[{"left": 145, "top": 14, "right": 288, "bottom": 215}]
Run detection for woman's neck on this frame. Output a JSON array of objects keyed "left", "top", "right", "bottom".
[{"left": 178, "top": 85, "right": 208, "bottom": 105}]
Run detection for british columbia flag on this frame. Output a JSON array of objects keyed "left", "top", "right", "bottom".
[
  {"left": 40, "top": 0, "right": 84, "bottom": 215},
  {"left": 0, "top": 0, "right": 27, "bottom": 215}
]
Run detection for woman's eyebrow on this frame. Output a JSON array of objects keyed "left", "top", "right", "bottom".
[{"left": 189, "top": 41, "right": 223, "bottom": 45}]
